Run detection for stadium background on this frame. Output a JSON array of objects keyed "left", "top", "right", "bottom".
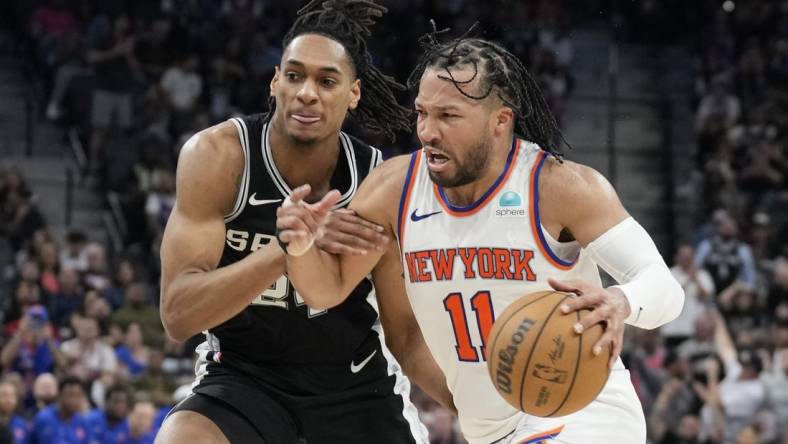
[{"left": 1, "top": 0, "right": 787, "bottom": 443}]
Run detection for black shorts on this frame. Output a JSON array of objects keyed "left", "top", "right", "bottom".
[{"left": 170, "top": 351, "right": 426, "bottom": 444}]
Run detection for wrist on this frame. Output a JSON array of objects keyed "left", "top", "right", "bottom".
[{"left": 607, "top": 286, "right": 631, "bottom": 318}]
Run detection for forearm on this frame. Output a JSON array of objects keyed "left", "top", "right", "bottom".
[
  {"left": 586, "top": 218, "right": 685, "bottom": 329},
  {"left": 162, "top": 244, "right": 285, "bottom": 340},
  {"left": 285, "top": 246, "right": 349, "bottom": 310},
  {"left": 392, "top": 333, "right": 455, "bottom": 414}
]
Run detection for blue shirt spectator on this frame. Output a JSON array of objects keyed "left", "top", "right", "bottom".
[
  {"left": 9, "top": 416, "right": 29, "bottom": 444},
  {"left": 86, "top": 410, "right": 128, "bottom": 444},
  {"left": 86, "top": 385, "right": 131, "bottom": 444},
  {"left": 30, "top": 378, "right": 91, "bottom": 444},
  {"left": 30, "top": 406, "right": 90, "bottom": 444}
]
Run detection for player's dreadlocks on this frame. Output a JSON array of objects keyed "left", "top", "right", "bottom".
[
  {"left": 407, "top": 22, "right": 569, "bottom": 160},
  {"left": 264, "top": 0, "right": 412, "bottom": 140}
]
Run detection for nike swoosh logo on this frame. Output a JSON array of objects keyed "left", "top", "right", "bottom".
[
  {"left": 248, "top": 194, "right": 283, "bottom": 206},
  {"left": 350, "top": 350, "right": 377, "bottom": 373},
  {"left": 410, "top": 209, "right": 442, "bottom": 222}
]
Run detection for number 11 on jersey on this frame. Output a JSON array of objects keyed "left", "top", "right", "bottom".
[{"left": 443, "top": 291, "right": 495, "bottom": 362}]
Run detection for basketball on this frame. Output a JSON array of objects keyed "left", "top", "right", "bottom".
[{"left": 486, "top": 291, "right": 611, "bottom": 417}]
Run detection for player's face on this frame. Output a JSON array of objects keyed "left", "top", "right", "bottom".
[
  {"left": 415, "top": 67, "right": 498, "bottom": 187},
  {"left": 270, "top": 34, "right": 361, "bottom": 146}
]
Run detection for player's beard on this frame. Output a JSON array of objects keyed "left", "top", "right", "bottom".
[{"left": 428, "top": 132, "right": 493, "bottom": 188}]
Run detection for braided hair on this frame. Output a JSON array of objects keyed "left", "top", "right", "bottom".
[
  {"left": 407, "top": 22, "right": 569, "bottom": 160},
  {"left": 264, "top": 0, "right": 411, "bottom": 140}
]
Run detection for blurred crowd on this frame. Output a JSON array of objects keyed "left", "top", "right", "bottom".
[
  {"left": 1, "top": 0, "right": 575, "bottom": 442},
  {"left": 4, "top": 0, "right": 788, "bottom": 443}
]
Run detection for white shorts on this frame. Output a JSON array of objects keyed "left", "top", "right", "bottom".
[{"left": 503, "top": 369, "right": 646, "bottom": 444}]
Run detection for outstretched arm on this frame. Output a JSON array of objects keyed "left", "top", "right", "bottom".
[{"left": 280, "top": 156, "right": 409, "bottom": 309}]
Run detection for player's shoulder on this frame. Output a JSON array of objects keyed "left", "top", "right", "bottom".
[
  {"left": 179, "top": 120, "right": 241, "bottom": 163},
  {"left": 351, "top": 153, "right": 413, "bottom": 217},
  {"left": 538, "top": 155, "right": 616, "bottom": 204},
  {"left": 367, "top": 153, "right": 414, "bottom": 193}
]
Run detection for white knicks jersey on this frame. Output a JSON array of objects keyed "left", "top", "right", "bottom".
[{"left": 397, "top": 139, "right": 622, "bottom": 444}]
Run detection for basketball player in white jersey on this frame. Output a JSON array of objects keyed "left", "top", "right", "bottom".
[{"left": 276, "top": 30, "right": 685, "bottom": 443}]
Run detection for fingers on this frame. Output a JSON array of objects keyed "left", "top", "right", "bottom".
[
  {"left": 560, "top": 291, "right": 602, "bottom": 315},
  {"left": 311, "top": 189, "right": 342, "bottom": 214},
  {"left": 338, "top": 211, "right": 385, "bottom": 233},
  {"left": 288, "top": 184, "right": 311, "bottom": 205},
  {"left": 548, "top": 278, "right": 583, "bottom": 294}
]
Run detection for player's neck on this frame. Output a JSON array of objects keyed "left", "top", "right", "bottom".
[
  {"left": 441, "top": 137, "right": 513, "bottom": 207},
  {"left": 269, "top": 127, "right": 340, "bottom": 201}
]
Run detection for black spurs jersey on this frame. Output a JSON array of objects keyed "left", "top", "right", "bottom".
[{"left": 203, "top": 114, "right": 385, "bottom": 367}]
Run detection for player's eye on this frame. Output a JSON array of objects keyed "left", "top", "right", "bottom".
[
  {"left": 320, "top": 77, "right": 337, "bottom": 87},
  {"left": 285, "top": 72, "right": 301, "bottom": 81}
]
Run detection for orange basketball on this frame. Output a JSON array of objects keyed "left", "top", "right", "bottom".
[{"left": 486, "top": 291, "right": 610, "bottom": 417}]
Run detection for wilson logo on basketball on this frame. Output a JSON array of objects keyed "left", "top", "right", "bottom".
[{"left": 494, "top": 317, "right": 536, "bottom": 395}]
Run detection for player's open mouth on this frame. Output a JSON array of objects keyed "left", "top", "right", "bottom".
[
  {"left": 291, "top": 114, "right": 321, "bottom": 124},
  {"left": 426, "top": 149, "right": 450, "bottom": 172}
]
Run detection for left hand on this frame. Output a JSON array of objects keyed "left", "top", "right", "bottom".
[{"left": 548, "top": 278, "right": 631, "bottom": 369}]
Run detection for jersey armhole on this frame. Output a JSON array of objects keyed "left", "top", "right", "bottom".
[{"left": 224, "top": 118, "right": 251, "bottom": 222}]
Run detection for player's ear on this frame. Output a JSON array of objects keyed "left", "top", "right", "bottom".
[
  {"left": 493, "top": 106, "right": 514, "bottom": 136},
  {"left": 348, "top": 78, "right": 361, "bottom": 110},
  {"left": 270, "top": 66, "right": 280, "bottom": 96}
]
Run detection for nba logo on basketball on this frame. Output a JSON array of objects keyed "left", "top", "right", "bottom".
[{"left": 495, "top": 191, "right": 526, "bottom": 218}]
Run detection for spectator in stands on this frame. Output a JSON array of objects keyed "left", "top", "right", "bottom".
[
  {"left": 678, "top": 310, "right": 719, "bottom": 381},
  {"left": 82, "top": 243, "right": 110, "bottom": 292},
  {"left": 126, "top": 400, "right": 156, "bottom": 444},
  {"left": 768, "top": 258, "right": 788, "bottom": 308},
  {"left": 665, "top": 244, "right": 716, "bottom": 347},
  {"left": 0, "top": 306, "right": 64, "bottom": 394},
  {"left": 762, "top": 327, "right": 788, "bottom": 427},
  {"left": 144, "top": 169, "right": 175, "bottom": 245},
  {"left": 30, "top": 377, "right": 90, "bottom": 444},
  {"left": 134, "top": 18, "right": 174, "bottom": 83},
  {"left": 58, "top": 230, "right": 88, "bottom": 273},
  {"left": 132, "top": 351, "right": 174, "bottom": 409},
  {"left": 711, "top": 311, "right": 768, "bottom": 443},
  {"left": 0, "top": 381, "right": 29, "bottom": 444},
  {"left": 159, "top": 54, "right": 203, "bottom": 137},
  {"left": 29, "top": 373, "right": 58, "bottom": 418},
  {"left": 695, "top": 215, "right": 757, "bottom": 293},
  {"left": 83, "top": 291, "right": 112, "bottom": 328},
  {"left": 111, "top": 283, "right": 162, "bottom": 348},
  {"left": 60, "top": 316, "right": 117, "bottom": 384},
  {"left": 4, "top": 193, "right": 46, "bottom": 254},
  {"left": 648, "top": 350, "right": 701, "bottom": 443},
  {"left": 86, "top": 13, "right": 140, "bottom": 173},
  {"left": 86, "top": 384, "right": 131, "bottom": 444},
  {"left": 114, "top": 322, "right": 148, "bottom": 379},
  {"left": 696, "top": 77, "right": 741, "bottom": 136},
  {"left": 49, "top": 267, "right": 84, "bottom": 328},
  {"left": 101, "top": 260, "right": 136, "bottom": 311},
  {"left": 3, "top": 281, "right": 44, "bottom": 336},
  {"left": 36, "top": 239, "right": 60, "bottom": 297}
]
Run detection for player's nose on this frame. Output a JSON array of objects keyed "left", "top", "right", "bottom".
[
  {"left": 296, "top": 79, "right": 319, "bottom": 103},
  {"left": 417, "top": 117, "right": 441, "bottom": 146}
]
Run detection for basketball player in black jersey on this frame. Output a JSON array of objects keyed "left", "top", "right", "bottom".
[{"left": 155, "top": 2, "right": 453, "bottom": 444}]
